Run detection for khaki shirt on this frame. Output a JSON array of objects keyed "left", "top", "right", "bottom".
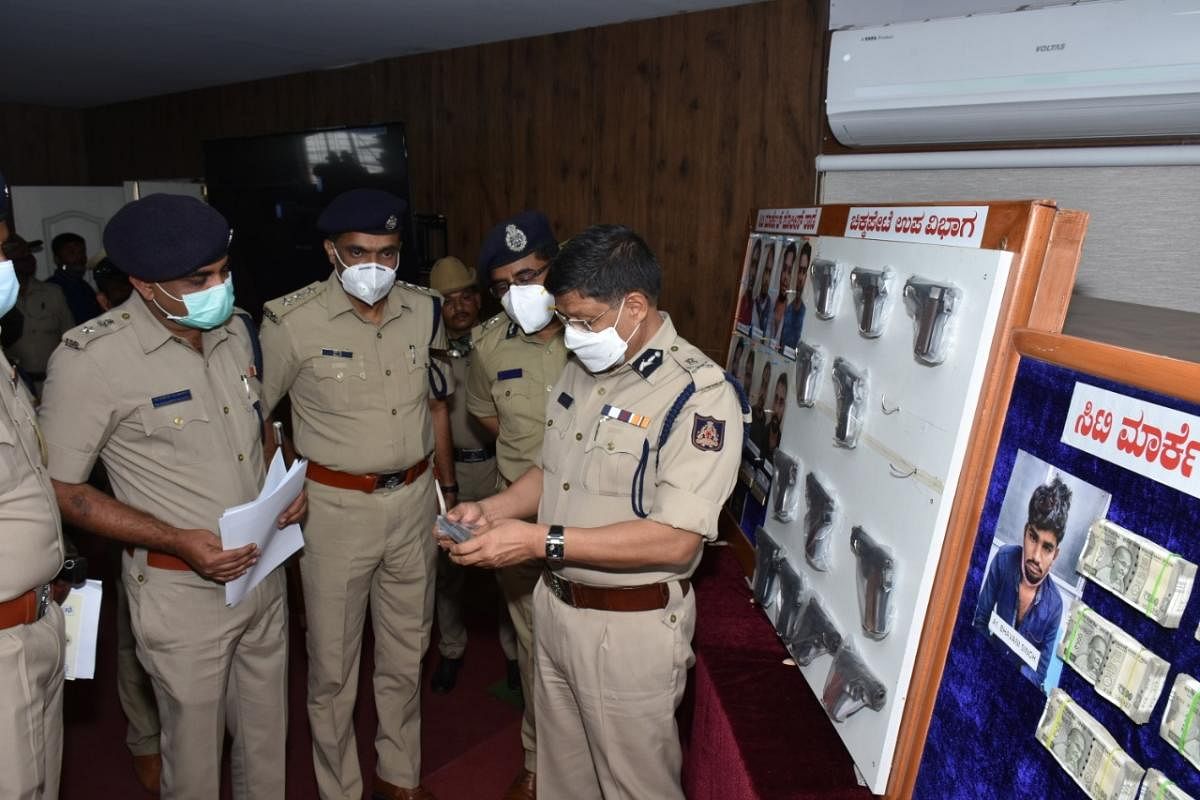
[
  {"left": 11, "top": 279, "right": 74, "bottom": 375},
  {"left": 539, "top": 315, "right": 743, "bottom": 587},
  {"left": 0, "top": 346, "right": 63, "bottom": 600},
  {"left": 259, "top": 274, "right": 452, "bottom": 475},
  {"left": 466, "top": 313, "right": 568, "bottom": 484},
  {"left": 445, "top": 335, "right": 498, "bottom": 501},
  {"left": 39, "top": 295, "right": 265, "bottom": 535},
  {"left": 445, "top": 335, "right": 492, "bottom": 453}
]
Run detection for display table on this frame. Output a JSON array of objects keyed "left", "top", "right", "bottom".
[{"left": 681, "top": 546, "right": 870, "bottom": 800}]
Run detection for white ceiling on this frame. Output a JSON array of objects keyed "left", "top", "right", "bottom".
[{"left": 4, "top": 0, "right": 760, "bottom": 109}]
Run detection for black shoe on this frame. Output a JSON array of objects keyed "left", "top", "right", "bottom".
[
  {"left": 431, "top": 656, "right": 463, "bottom": 694},
  {"left": 506, "top": 658, "right": 521, "bottom": 692}
]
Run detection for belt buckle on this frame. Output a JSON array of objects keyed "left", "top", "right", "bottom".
[
  {"left": 546, "top": 572, "right": 573, "bottom": 606},
  {"left": 378, "top": 473, "right": 403, "bottom": 491},
  {"left": 36, "top": 584, "right": 51, "bottom": 620}
]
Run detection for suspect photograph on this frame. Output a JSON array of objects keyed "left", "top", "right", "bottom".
[
  {"left": 752, "top": 239, "right": 778, "bottom": 339},
  {"left": 735, "top": 236, "right": 762, "bottom": 333},
  {"left": 972, "top": 449, "right": 1112, "bottom": 693}
]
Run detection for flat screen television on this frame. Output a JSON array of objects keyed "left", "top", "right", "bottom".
[{"left": 203, "top": 123, "right": 416, "bottom": 320}]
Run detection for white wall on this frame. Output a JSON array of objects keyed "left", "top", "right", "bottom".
[{"left": 820, "top": 165, "right": 1200, "bottom": 314}]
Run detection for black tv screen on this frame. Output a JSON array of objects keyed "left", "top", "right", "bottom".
[{"left": 203, "top": 123, "right": 416, "bottom": 320}]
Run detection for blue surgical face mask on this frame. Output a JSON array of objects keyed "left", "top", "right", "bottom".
[
  {"left": 0, "top": 260, "right": 17, "bottom": 318},
  {"left": 154, "top": 275, "right": 235, "bottom": 330}
]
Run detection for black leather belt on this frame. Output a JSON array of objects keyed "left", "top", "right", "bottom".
[{"left": 454, "top": 445, "right": 495, "bottom": 463}]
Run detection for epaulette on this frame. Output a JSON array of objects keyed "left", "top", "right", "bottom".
[
  {"left": 668, "top": 341, "right": 726, "bottom": 392},
  {"left": 474, "top": 311, "right": 513, "bottom": 346},
  {"left": 262, "top": 282, "right": 322, "bottom": 324},
  {"left": 396, "top": 280, "right": 442, "bottom": 299},
  {"left": 61, "top": 313, "right": 129, "bottom": 351}
]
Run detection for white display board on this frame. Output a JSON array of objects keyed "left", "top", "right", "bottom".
[{"left": 760, "top": 235, "right": 1013, "bottom": 793}]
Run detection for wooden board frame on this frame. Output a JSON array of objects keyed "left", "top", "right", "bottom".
[{"left": 718, "top": 200, "right": 1091, "bottom": 797}]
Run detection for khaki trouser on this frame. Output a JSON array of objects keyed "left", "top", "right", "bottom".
[
  {"left": 533, "top": 577, "right": 695, "bottom": 800},
  {"left": 498, "top": 561, "right": 540, "bottom": 773},
  {"left": 302, "top": 473, "right": 437, "bottom": 799},
  {"left": 114, "top": 566, "right": 161, "bottom": 756},
  {"left": 124, "top": 551, "right": 288, "bottom": 800},
  {"left": 0, "top": 602, "right": 64, "bottom": 800}
]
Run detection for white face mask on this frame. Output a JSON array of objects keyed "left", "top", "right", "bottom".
[
  {"left": 562, "top": 298, "right": 641, "bottom": 373},
  {"left": 333, "top": 248, "right": 396, "bottom": 306},
  {"left": 0, "top": 260, "right": 17, "bottom": 318},
  {"left": 501, "top": 283, "right": 554, "bottom": 334}
]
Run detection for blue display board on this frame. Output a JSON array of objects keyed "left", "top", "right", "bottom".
[{"left": 915, "top": 357, "right": 1200, "bottom": 799}]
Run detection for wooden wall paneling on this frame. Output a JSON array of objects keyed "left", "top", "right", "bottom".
[
  {"left": 430, "top": 28, "right": 597, "bottom": 268},
  {"left": 0, "top": 103, "right": 88, "bottom": 186},
  {"left": 590, "top": 0, "right": 826, "bottom": 358},
  {"left": 74, "top": 0, "right": 826, "bottom": 350}
]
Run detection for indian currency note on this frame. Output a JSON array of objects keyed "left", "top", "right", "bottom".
[
  {"left": 1038, "top": 689, "right": 1145, "bottom": 800},
  {"left": 1058, "top": 600, "right": 1169, "bottom": 724},
  {"left": 1079, "top": 520, "right": 1196, "bottom": 627},
  {"left": 1137, "top": 769, "right": 1194, "bottom": 800},
  {"left": 1160, "top": 674, "right": 1200, "bottom": 773}
]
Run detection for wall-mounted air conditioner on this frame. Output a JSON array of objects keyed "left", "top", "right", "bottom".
[{"left": 826, "top": 0, "right": 1200, "bottom": 147}]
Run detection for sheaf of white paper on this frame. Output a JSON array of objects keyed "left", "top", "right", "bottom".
[
  {"left": 63, "top": 579, "right": 103, "bottom": 680},
  {"left": 219, "top": 451, "right": 307, "bottom": 607}
]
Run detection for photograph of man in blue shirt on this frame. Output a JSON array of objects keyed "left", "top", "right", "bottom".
[{"left": 973, "top": 477, "right": 1073, "bottom": 687}]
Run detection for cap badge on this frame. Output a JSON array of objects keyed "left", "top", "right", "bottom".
[
  {"left": 505, "top": 224, "right": 528, "bottom": 253},
  {"left": 385, "top": 215, "right": 398, "bottom": 231}
]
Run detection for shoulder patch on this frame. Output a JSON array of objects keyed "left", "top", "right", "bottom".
[
  {"left": 263, "top": 282, "right": 323, "bottom": 323},
  {"left": 691, "top": 414, "right": 726, "bottom": 451},
  {"left": 668, "top": 341, "right": 725, "bottom": 392},
  {"left": 62, "top": 314, "right": 129, "bottom": 350}
]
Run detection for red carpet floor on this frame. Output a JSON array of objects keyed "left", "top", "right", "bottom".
[{"left": 59, "top": 545, "right": 524, "bottom": 800}]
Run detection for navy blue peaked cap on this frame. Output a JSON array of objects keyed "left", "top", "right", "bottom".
[{"left": 317, "top": 188, "right": 407, "bottom": 236}]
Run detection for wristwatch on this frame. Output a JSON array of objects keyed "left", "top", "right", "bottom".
[{"left": 545, "top": 524, "right": 565, "bottom": 563}]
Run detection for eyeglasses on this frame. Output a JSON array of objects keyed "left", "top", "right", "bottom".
[
  {"left": 554, "top": 304, "right": 617, "bottom": 333},
  {"left": 489, "top": 263, "right": 549, "bottom": 298}
]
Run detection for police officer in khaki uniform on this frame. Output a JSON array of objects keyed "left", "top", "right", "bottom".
[
  {"left": 41, "top": 194, "right": 304, "bottom": 800},
  {"left": 7, "top": 233, "right": 73, "bottom": 395},
  {"left": 466, "top": 210, "right": 567, "bottom": 799},
  {"left": 259, "top": 189, "right": 455, "bottom": 800},
  {"left": 427, "top": 257, "right": 518, "bottom": 695},
  {"left": 0, "top": 172, "right": 67, "bottom": 800},
  {"left": 92, "top": 256, "right": 163, "bottom": 793},
  {"left": 443, "top": 224, "right": 744, "bottom": 800}
]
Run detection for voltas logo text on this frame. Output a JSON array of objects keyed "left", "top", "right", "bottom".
[{"left": 1036, "top": 43, "right": 1066, "bottom": 52}]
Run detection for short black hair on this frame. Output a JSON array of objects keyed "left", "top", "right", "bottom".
[
  {"left": 93, "top": 257, "right": 130, "bottom": 293},
  {"left": 1028, "top": 476, "right": 1072, "bottom": 543},
  {"left": 799, "top": 241, "right": 813, "bottom": 263},
  {"left": 545, "top": 224, "right": 660, "bottom": 304},
  {"left": 51, "top": 232, "right": 84, "bottom": 257}
]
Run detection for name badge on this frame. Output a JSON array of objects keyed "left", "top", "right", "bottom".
[
  {"left": 321, "top": 348, "right": 354, "bottom": 358},
  {"left": 151, "top": 389, "right": 193, "bottom": 408},
  {"left": 557, "top": 392, "right": 574, "bottom": 409},
  {"left": 497, "top": 368, "right": 523, "bottom": 381}
]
